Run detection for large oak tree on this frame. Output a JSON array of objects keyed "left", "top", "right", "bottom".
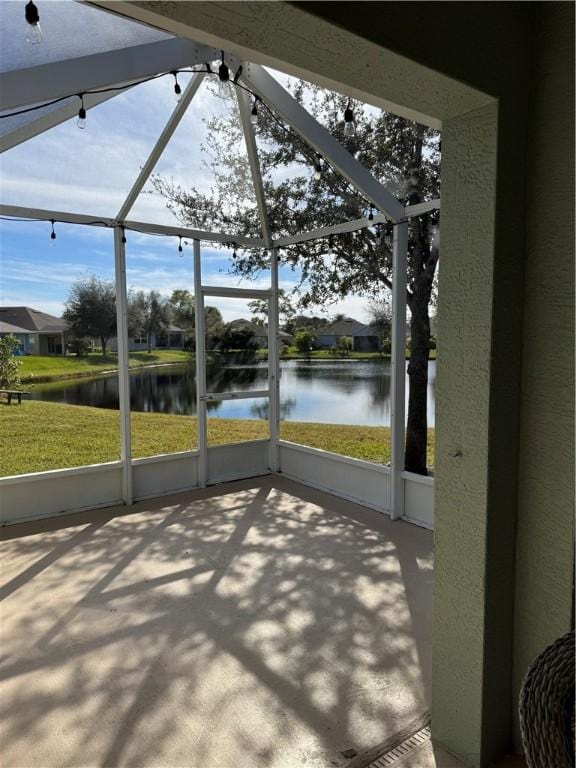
[{"left": 152, "top": 80, "right": 440, "bottom": 474}]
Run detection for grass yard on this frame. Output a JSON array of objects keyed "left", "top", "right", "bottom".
[
  {"left": 19, "top": 350, "right": 192, "bottom": 382},
  {"left": 0, "top": 400, "right": 435, "bottom": 476}
]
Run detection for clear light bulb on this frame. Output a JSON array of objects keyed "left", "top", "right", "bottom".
[
  {"left": 314, "top": 168, "right": 322, "bottom": 181},
  {"left": 77, "top": 108, "right": 86, "bottom": 129},
  {"left": 250, "top": 105, "right": 258, "bottom": 125},
  {"left": 218, "top": 62, "right": 230, "bottom": 98},
  {"left": 25, "top": 1, "right": 42, "bottom": 44},
  {"left": 218, "top": 78, "right": 230, "bottom": 99},
  {"left": 26, "top": 21, "right": 42, "bottom": 44},
  {"left": 344, "top": 119, "right": 355, "bottom": 138}
]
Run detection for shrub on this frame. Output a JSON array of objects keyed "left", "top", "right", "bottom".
[
  {"left": 0, "top": 335, "right": 22, "bottom": 389},
  {"left": 294, "top": 328, "right": 316, "bottom": 355},
  {"left": 335, "top": 336, "right": 353, "bottom": 356}
]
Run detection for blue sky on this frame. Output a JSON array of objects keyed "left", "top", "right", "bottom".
[{"left": 0, "top": 67, "right": 380, "bottom": 323}]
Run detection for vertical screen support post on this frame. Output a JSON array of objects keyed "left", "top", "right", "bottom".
[
  {"left": 193, "top": 238, "right": 208, "bottom": 486},
  {"left": 113, "top": 225, "right": 133, "bottom": 504},
  {"left": 269, "top": 247, "right": 280, "bottom": 471},
  {"left": 390, "top": 220, "right": 408, "bottom": 519}
]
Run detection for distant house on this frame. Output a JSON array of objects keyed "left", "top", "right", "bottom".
[
  {"left": 316, "top": 317, "right": 380, "bottom": 352},
  {"left": 0, "top": 306, "right": 69, "bottom": 355},
  {"left": 229, "top": 319, "right": 293, "bottom": 349},
  {"left": 109, "top": 325, "right": 186, "bottom": 353}
]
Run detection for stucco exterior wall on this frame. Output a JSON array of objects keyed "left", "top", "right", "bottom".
[{"left": 512, "top": 1, "right": 575, "bottom": 746}]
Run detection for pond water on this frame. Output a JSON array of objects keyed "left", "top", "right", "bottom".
[{"left": 31, "top": 358, "right": 436, "bottom": 426}]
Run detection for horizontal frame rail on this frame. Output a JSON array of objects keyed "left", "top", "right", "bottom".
[
  {"left": 203, "top": 390, "right": 270, "bottom": 402},
  {"left": 0, "top": 205, "right": 266, "bottom": 247},
  {"left": 272, "top": 198, "right": 441, "bottom": 247},
  {"left": 201, "top": 286, "right": 271, "bottom": 298}
]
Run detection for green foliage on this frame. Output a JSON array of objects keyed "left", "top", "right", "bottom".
[
  {"left": 217, "top": 324, "right": 258, "bottom": 352},
  {"left": 367, "top": 297, "right": 392, "bottom": 352},
  {"left": 128, "top": 290, "right": 171, "bottom": 352},
  {"left": 335, "top": 336, "right": 353, "bottom": 356},
  {"left": 63, "top": 276, "right": 117, "bottom": 356},
  {"left": 293, "top": 328, "right": 316, "bottom": 355},
  {"left": 249, "top": 289, "right": 294, "bottom": 323},
  {"left": 168, "top": 289, "right": 195, "bottom": 330},
  {"left": 0, "top": 335, "right": 22, "bottom": 389}
]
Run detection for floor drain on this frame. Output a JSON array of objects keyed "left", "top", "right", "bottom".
[{"left": 364, "top": 725, "right": 432, "bottom": 767}]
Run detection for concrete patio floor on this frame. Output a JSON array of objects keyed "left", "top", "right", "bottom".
[{"left": 0, "top": 476, "right": 443, "bottom": 768}]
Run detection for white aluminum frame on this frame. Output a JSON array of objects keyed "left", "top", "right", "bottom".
[
  {"left": 268, "top": 247, "right": 280, "bottom": 471},
  {"left": 117, "top": 73, "right": 205, "bottom": 221},
  {"left": 193, "top": 239, "right": 208, "bottom": 487},
  {"left": 390, "top": 221, "right": 409, "bottom": 520},
  {"left": 0, "top": 205, "right": 266, "bottom": 248},
  {"left": 0, "top": 39, "right": 440, "bottom": 528},
  {"left": 1, "top": 39, "right": 216, "bottom": 111},
  {"left": 236, "top": 88, "right": 272, "bottom": 248},
  {"left": 113, "top": 225, "right": 133, "bottom": 504},
  {"left": 1, "top": 87, "right": 135, "bottom": 153}
]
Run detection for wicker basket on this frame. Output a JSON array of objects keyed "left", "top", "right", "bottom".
[{"left": 519, "top": 629, "right": 575, "bottom": 768}]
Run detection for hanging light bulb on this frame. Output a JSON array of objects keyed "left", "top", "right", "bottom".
[
  {"left": 250, "top": 97, "right": 259, "bottom": 126},
  {"left": 314, "top": 155, "right": 323, "bottom": 181},
  {"left": 49, "top": 219, "right": 56, "bottom": 246},
  {"left": 25, "top": 1, "right": 42, "bottom": 44},
  {"left": 344, "top": 100, "right": 355, "bottom": 137},
  {"left": 232, "top": 243, "right": 238, "bottom": 259},
  {"left": 368, "top": 206, "right": 374, "bottom": 222},
  {"left": 218, "top": 52, "right": 230, "bottom": 98},
  {"left": 121, "top": 227, "right": 127, "bottom": 245},
  {"left": 178, "top": 236, "right": 183, "bottom": 255},
  {"left": 77, "top": 95, "right": 86, "bottom": 129},
  {"left": 172, "top": 72, "right": 182, "bottom": 102}
]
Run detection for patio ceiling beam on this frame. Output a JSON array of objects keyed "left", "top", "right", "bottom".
[
  {"left": 117, "top": 73, "right": 205, "bottom": 221},
  {"left": 274, "top": 198, "right": 441, "bottom": 246},
  {"left": 235, "top": 61, "right": 405, "bottom": 223},
  {"left": 273, "top": 214, "right": 387, "bottom": 247},
  {"left": 405, "top": 199, "right": 441, "bottom": 218},
  {"left": 0, "top": 39, "right": 217, "bottom": 111},
  {"left": 235, "top": 87, "right": 272, "bottom": 248},
  {"left": 0, "top": 205, "right": 266, "bottom": 248},
  {"left": 0, "top": 88, "right": 131, "bottom": 154}
]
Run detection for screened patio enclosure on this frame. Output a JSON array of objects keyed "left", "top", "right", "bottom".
[{"left": 0, "top": 1, "right": 439, "bottom": 528}]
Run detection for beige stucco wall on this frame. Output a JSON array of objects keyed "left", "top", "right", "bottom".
[{"left": 512, "top": 1, "right": 575, "bottom": 746}]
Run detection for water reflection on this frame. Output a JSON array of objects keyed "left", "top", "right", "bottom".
[{"left": 31, "top": 358, "right": 436, "bottom": 426}]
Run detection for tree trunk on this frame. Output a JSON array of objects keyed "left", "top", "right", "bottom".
[
  {"left": 405, "top": 287, "right": 430, "bottom": 475},
  {"left": 403, "top": 126, "right": 432, "bottom": 475}
]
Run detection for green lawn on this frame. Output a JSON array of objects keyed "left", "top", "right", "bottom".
[
  {"left": 18, "top": 350, "right": 192, "bottom": 383},
  {"left": 0, "top": 400, "right": 435, "bottom": 476}
]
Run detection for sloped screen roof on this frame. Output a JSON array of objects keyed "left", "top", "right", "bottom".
[
  {"left": 0, "top": 0, "right": 172, "bottom": 143},
  {"left": 0, "top": 1, "right": 171, "bottom": 75}
]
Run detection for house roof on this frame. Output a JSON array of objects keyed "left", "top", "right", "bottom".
[
  {"left": 229, "top": 319, "right": 292, "bottom": 340},
  {"left": 0, "top": 320, "right": 30, "bottom": 335},
  {"left": 320, "top": 318, "right": 370, "bottom": 336},
  {"left": 0, "top": 307, "right": 68, "bottom": 333}
]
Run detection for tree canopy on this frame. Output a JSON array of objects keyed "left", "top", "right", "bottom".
[
  {"left": 63, "top": 276, "right": 116, "bottom": 356},
  {"left": 153, "top": 79, "right": 440, "bottom": 474}
]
